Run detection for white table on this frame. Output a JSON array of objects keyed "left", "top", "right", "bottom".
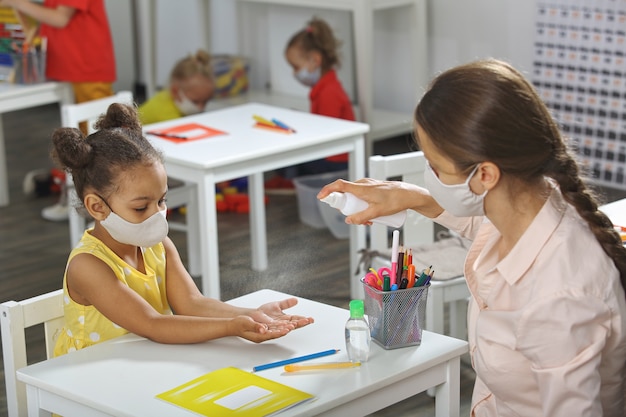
[
  {"left": 17, "top": 289, "right": 469, "bottom": 417},
  {"left": 144, "top": 103, "right": 369, "bottom": 299},
  {"left": 0, "top": 82, "right": 73, "bottom": 206}
]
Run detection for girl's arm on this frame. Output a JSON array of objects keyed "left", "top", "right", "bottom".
[
  {"left": 162, "top": 238, "right": 314, "bottom": 328},
  {"left": 0, "top": 0, "right": 75, "bottom": 28},
  {"left": 66, "top": 251, "right": 302, "bottom": 344}
]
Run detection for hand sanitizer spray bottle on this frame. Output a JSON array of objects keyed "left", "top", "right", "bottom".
[
  {"left": 345, "top": 299, "right": 370, "bottom": 362},
  {"left": 320, "top": 192, "right": 406, "bottom": 228}
]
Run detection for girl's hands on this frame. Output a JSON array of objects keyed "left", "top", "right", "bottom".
[
  {"left": 251, "top": 298, "right": 314, "bottom": 329},
  {"left": 232, "top": 298, "right": 313, "bottom": 343}
]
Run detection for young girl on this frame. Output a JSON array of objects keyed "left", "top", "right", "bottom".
[
  {"left": 319, "top": 59, "right": 626, "bottom": 416},
  {"left": 138, "top": 49, "right": 215, "bottom": 125},
  {"left": 266, "top": 17, "right": 355, "bottom": 192},
  {"left": 51, "top": 103, "right": 313, "bottom": 356}
]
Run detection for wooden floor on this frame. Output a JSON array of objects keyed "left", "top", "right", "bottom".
[{"left": 4, "top": 103, "right": 622, "bottom": 416}]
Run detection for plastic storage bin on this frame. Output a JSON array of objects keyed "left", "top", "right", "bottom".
[{"left": 293, "top": 171, "right": 347, "bottom": 230}]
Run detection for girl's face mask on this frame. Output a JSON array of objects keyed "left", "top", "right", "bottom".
[
  {"left": 101, "top": 207, "right": 169, "bottom": 247},
  {"left": 423, "top": 161, "right": 488, "bottom": 217},
  {"left": 174, "top": 91, "right": 203, "bottom": 116},
  {"left": 294, "top": 66, "right": 321, "bottom": 87}
]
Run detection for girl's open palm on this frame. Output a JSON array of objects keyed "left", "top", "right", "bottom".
[{"left": 250, "top": 298, "right": 314, "bottom": 330}]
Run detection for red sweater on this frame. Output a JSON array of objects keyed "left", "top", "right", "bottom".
[
  {"left": 41, "top": 0, "right": 116, "bottom": 82},
  {"left": 309, "top": 69, "right": 355, "bottom": 163}
]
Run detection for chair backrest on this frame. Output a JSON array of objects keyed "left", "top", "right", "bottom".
[
  {"left": 61, "top": 90, "right": 134, "bottom": 132},
  {"left": 1, "top": 289, "right": 64, "bottom": 417},
  {"left": 369, "top": 151, "right": 435, "bottom": 254}
]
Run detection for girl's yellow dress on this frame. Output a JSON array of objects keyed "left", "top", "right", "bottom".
[{"left": 53, "top": 230, "right": 172, "bottom": 357}]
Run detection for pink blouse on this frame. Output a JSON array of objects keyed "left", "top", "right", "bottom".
[{"left": 436, "top": 188, "right": 626, "bottom": 417}]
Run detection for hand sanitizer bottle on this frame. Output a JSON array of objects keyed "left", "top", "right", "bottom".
[
  {"left": 320, "top": 192, "right": 406, "bottom": 228},
  {"left": 345, "top": 299, "right": 371, "bottom": 362}
]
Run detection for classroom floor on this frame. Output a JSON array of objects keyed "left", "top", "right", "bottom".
[{"left": 2, "top": 102, "right": 624, "bottom": 416}]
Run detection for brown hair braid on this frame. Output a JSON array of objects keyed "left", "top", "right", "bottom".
[{"left": 415, "top": 59, "right": 626, "bottom": 296}]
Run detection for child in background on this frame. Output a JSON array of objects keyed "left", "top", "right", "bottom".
[
  {"left": 0, "top": 0, "right": 117, "bottom": 221},
  {"left": 265, "top": 17, "right": 355, "bottom": 193},
  {"left": 138, "top": 49, "right": 215, "bottom": 125},
  {"left": 50, "top": 103, "right": 313, "bottom": 356}
]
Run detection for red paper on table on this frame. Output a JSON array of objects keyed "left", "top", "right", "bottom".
[{"left": 147, "top": 123, "right": 227, "bottom": 143}]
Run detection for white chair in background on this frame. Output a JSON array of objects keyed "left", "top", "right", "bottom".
[
  {"left": 1, "top": 289, "right": 64, "bottom": 417},
  {"left": 368, "top": 151, "right": 471, "bottom": 340},
  {"left": 61, "top": 92, "right": 200, "bottom": 275}
]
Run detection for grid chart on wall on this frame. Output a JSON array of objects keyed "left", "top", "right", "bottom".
[{"left": 532, "top": 1, "right": 626, "bottom": 189}]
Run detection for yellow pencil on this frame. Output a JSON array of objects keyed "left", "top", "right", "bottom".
[
  {"left": 252, "top": 114, "right": 276, "bottom": 126},
  {"left": 284, "top": 362, "right": 361, "bottom": 372}
]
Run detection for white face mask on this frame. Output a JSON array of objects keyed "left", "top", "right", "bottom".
[
  {"left": 424, "top": 161, "right": 487, "bottom": 217},
  {"left": 101, "top": 208, "right": 169, "bottom": 247},
  {"left": 174, "top": 91, "right": 203, "bottom": 116},
  {"left": 295, "top": 66, "right": 321, "bottom": 87}
]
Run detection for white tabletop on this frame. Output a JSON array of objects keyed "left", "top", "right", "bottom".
[
  {"left": 17, "top": 290, "right": 468, "bottom": 417},
  {"left": 145, "top": 102, "right": 369, "bottom": 173}
]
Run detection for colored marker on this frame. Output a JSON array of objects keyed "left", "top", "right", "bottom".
[
  {"left": 390, "top": 230, "right": 400, "bottom": 286},
  {"left": 407, "top": 264, "right": 416, "bottom": 288},
  {"left": 284, "top": 362, "right": 361, "bottom": 372},
  {"left": 252, "top": 349, "right": 339, "bottom": 372},
  {"left": 415, "top": 265, "right": 432, "bottom": 287}
]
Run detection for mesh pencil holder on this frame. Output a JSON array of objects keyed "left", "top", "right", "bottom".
[{"left": 361, "top": 279, "right": 429, "bottom": 349}]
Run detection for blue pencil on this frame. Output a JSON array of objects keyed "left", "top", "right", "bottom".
[
  {"left": 252, "top": 349, "right": 339, "bottom": 372},
  {"left": 271, "top": 118, "right": 296, "bottom": 132}
]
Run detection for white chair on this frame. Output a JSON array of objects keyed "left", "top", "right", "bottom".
[
  {"left": 1, "top": 289, "right": 64, "bottom": 417},
  {"left": 368, "top": 151, "right": 471, "bottom": 340},
  {"left": 62, "top": 92, "right": 200, "bottom": 275}
]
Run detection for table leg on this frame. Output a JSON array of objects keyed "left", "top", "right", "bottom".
[
  {"left": 198, "top": 175, "right": 221, "bottom": 298},
  {"left": 249, "top": 172, "right": 268, "bottom": 271},
  {"left": 434, "top": 356, "right": 461, "bottom": 417},
  {"left": 25, "top": 385, "right": 52, "bottom": 417},
  {"left": 349, "top": 135, "right": 366, "bottom": 298},
  {"left": 0, "top": 114, "right": 8, "bottom": 206}
]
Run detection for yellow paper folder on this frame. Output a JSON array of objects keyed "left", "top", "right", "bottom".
[{"left": 156, "top": 367, "right": 314, "bottom": 417}]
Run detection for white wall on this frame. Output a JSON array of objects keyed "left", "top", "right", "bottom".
[
  {"left": 104, "top": 0, "right": 135, "bottom": 92},
  {"left": 132, "top": 0, "right": 537, "bottom": 112}
]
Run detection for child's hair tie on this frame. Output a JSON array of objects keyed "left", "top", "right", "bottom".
[{"left": 305, "top": 26, "right": 313, "bottom": 33}]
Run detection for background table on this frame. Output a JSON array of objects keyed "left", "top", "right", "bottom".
[
  {"left": 17, "top": 289, "right": 468, "bottom": 417},
  {"left": 144, "top": 103, "right": 369, "bottom": 299},
  {"left": 0, "top": 82, "right": 73, "bottom": 206}
]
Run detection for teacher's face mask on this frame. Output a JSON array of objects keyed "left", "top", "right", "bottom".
[
  {"left": 424, "top": 161, "right": 487, "bottom": 217},
  {"left": 101, "top": 207, "right": 169, "bottom": 247}
]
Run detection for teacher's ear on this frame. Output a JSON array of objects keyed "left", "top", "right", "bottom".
[{"left": 476, "top": 161, "right": 500, "bottom": 193}]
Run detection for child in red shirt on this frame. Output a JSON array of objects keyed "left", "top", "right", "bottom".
[
  {"left": 2, "top": 0, "right": 116, "bottom": 220},
  {"left": 265, "top": 17, "right": 355, "bottom": 192}
]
